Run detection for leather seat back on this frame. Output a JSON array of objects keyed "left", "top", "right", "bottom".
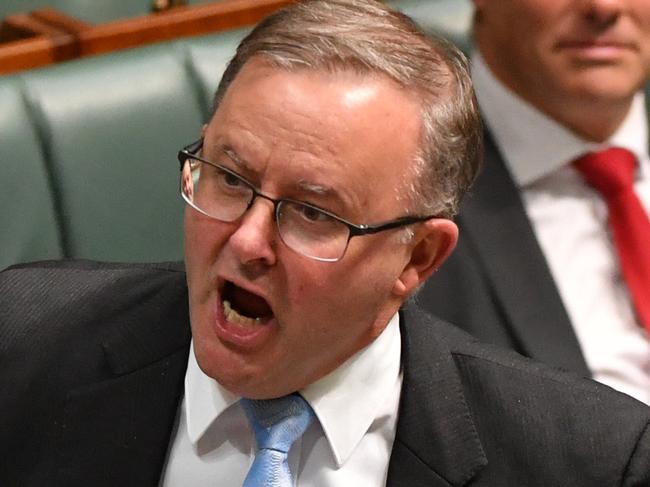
[
  {"left": 1, "top": 0, "right": 151, "bottom": 23},
  {"left": 0, "top": 78, "right": 63, "bottom": 270},
  {"left": 183, "top": 27, "right": 249, "bottom": 118},
  {"left": 21, "top": 43, "right": 205, "bottom": 262},
  {"left": 1, "top": 1, "right": 473, "bottom": 269},
  {"left": 388, "top": 0, "right": 472, "bottom": 52}
]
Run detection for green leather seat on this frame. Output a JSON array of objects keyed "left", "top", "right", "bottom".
[
  {"left": 179, "top": 0, "right": 474, "bottom": 117},
  {"left": 21, "top": 43, "right": 205, "bottom": 262},
  {"left": 388, "top": 0, "right": 473, "bottom": 52},
  {"left": 181, "top": 27, "right": 249, "bottom": 118},
  {"left": 1, "top": 1, "right": 473, "bottom": 268},
  {"left": 0, "top": 78, "right": 63, "bottom": 270},
  {"left": 0, "top": 0, "right": 152, "bottom": 23}
]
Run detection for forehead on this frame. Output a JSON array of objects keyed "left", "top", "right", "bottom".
[{"left": 204, "top": 59, "right": 423, "bottom": 218}]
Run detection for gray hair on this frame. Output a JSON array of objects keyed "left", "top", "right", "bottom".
[{"left": 211, "top": 0, "right": 482, "bottom": 218}]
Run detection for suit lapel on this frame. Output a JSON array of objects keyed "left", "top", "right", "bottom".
[
  {"left": 458, "top": 133, "right": 590, "bottom": 376},
  {"left": 51, "top": 289, "right": 191, "bottom": 486},
  {"left": 387, "top": 307, "right": 487, "bottom": 487}
]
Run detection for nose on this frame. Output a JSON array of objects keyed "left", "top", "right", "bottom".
[
  {"left": 581, "top": 0, "right": 624, "bottom": 28},
  {"left": 228, "top": 198, "right": 277, "bottom": 267}
]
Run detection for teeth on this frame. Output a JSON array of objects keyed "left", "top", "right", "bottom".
[{"left": 223, "top": 300, "right": 262, "bottom": 327}]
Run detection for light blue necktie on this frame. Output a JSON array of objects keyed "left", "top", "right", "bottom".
[{"left": 240, "top": 393, "right": 315, "bottom": 487}]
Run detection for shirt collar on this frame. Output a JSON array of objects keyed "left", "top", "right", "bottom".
[
  {"left": 471, "top": 52, "right": 649, "bottom": 186},
  {"left": 185, "top": 344, "right": 239, "bottom": 444},
  {"left": 184, "top": 312, "right": 402, "bottom": 468}
]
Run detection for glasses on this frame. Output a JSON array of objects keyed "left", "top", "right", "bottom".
[{"left": 178, "top": 139, "right": 436, "bottom": 262}]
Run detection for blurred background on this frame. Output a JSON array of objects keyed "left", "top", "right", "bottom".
[{"left": 0, "top": 0, "right": 473, "bottom": 270}]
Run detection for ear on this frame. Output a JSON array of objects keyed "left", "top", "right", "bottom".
[
  {"left": 201, "top": 124, "right": 208, "bottom": 137},
  {"left": 392, "top": 218, "right": 458, "bottom": 298}
]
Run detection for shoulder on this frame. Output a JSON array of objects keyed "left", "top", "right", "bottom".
[
  {"left": 1, "top": 259, "right": 186, "bottom": 310},
  {"left": 404, "top": 303, "right": 647, "bottom": 410},
  {"left": 1, "top": 258, "right": 185, "bottom": 285},
  {"left": 403, "top": 304, "right": 650, "bottom": 436},
  {"left": 0, "top": 259, "right": 188, "bottom": 370},
  {"left": 0, "top": 261, "right": 191, "bottom": 479},
  {"left": 400, "top": 305, "right": 650, "bottom": 482}
]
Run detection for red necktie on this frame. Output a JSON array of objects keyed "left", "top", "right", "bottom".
[{"left": 573, "top": 148, "right": 650, "bottom": 333}]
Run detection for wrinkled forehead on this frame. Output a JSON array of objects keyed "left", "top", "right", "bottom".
[{"left": 205, "top": 59, "right": 424, "bottom": 219}]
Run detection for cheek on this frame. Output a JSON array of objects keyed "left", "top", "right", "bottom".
[
  {"left": 184, "top": 208, "right": 202, "bottom": 258},
  {"left": 283, "top": 269, "right": 372, "bottom": 356},
  {"left": 501, "top": 3, "right": 558, "bottom": 53},
  {"left": 283, "top": 265, "right": 330, "bottom": 311},
  {"left": 286, "top": 246, "right": 401, "bottom": 322},
  {"left": 184, "top": 211, "right": 228, "bottom": 265},
  {"left": 640, "top": 26, "right": 650, "bottom": 70},
  {"left": 280, "top": 266, "right": 346, "bottom": 334},
  {"left": 184, "top": 211, "right": 231, "bottom": 301}
]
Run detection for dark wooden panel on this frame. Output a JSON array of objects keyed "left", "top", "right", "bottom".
[
  {"left": 0, "top": 0, "right": 294, "bottom": 74},
  {"left": 0, "top": 11, "right": 67, "bottom": 42},
  {"left": 31, "top": 8, "right": 91, "bottom": 34},
  {"left": 0, "top": 34, "right": 78, "bottom": 74},
  {"left": 77, "top": 0, "right": 294, "bottom": 56}
]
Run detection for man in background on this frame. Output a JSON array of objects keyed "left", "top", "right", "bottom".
[
  {"left": 1, "top": 1, "right": 649, "bottom": 486},
  {"left": 421, "top": 0, "right": 650, "bottom": 404}
]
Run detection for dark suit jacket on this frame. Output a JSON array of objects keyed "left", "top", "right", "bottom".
[
  {"left": 418, "top": 90, "right": 650, "bottom": 378},
  {"left": 2, "top": 261, "right": 650, "bottom": 486},
  {"left": 418, "top": 131, "right": 592, "bottom": 377}
]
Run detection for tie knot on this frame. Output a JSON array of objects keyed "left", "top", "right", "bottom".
[
  {"left": 573, "top": 147, "right": 637, "bottom": 198},
  {"left": 241, "top": 393, "right": 315, "bottom": 453}
]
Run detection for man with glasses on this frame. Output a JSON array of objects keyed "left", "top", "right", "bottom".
[
  {"left": 1, "top": 1, "right": 650, "bottom": 485},
  {"left": 178, "top": 140, "right": 437, "bottom": 264}
]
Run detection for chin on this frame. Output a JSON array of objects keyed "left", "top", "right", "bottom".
[
  {"left": 193, "top": 338, "right": 281, "bottom": 397},
  {"left": 223, "top": 374, "right": 295, "bottom": 400},
  {"left": 560, "top": 66, "right": 642, "bottom": 100},
  {"left": 197, "top": 351, "right": 255, "bottom": 394}
]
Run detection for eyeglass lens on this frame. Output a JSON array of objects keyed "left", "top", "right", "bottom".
[{"left": 181, "top": 157, "right": 350, "bottom": 261}]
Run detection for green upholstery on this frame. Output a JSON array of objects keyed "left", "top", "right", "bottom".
[
  {"left": 0, "top": 79, "right": 62, "bottom": 270},
  {"left": 182, "top": 28, "right": 249, "bottom": 118},
  {"left": 1, "top": 3, "right": 472, "bottom": 268},
  {"left": 389, "top": 0, "right": 472, "bottom": 52},
  {"left": 179, "top": 0, "right": 474, "bottom": 116},
  {"left": 0, "top": 0, "right": 152, "bottom": 23},
  {"left": 21, "top": 44, "right": 206, "bottom": 262}
]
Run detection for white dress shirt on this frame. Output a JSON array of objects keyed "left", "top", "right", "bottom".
[
  {"left": 160, "top": 313, "right": 403, "bottom": 486},
  {"left": 472, "top": 53, "right": 650, "bottom": 404}
]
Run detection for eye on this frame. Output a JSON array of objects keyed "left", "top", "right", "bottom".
[
  {"left": 222, "top": 171, "right": 243, "bottom": 188},
  {"left": 298, "top": 204, "right": 330, "bottom": 223}
]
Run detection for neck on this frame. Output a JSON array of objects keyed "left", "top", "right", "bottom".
[
  {"left": 529, "top": 93, "right": 632, "bottom": 143},
  {"left": 492, "top": 71, "right": 633, "bottom": 143}
]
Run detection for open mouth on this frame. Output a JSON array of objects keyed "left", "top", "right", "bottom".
[{"left": 221, "top": 280, "right": 274, "bottom": 327}]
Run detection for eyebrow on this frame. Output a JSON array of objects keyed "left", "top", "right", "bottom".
[
  {"left": 221, "top": 146, "right": 253, "bottom": 172},
  {"left": 296, "top": 180, "right": 332, "bottom": 196},
  {"left": 209, "top": 142, "right": 348, "bottom": 211},
  {"left": 293, "top": 179, "right": 350, "bottom": 216}
]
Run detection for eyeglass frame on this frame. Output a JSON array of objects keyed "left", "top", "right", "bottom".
[{"left": 177, "top": 138, "right": 438, "bottom": 262}]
